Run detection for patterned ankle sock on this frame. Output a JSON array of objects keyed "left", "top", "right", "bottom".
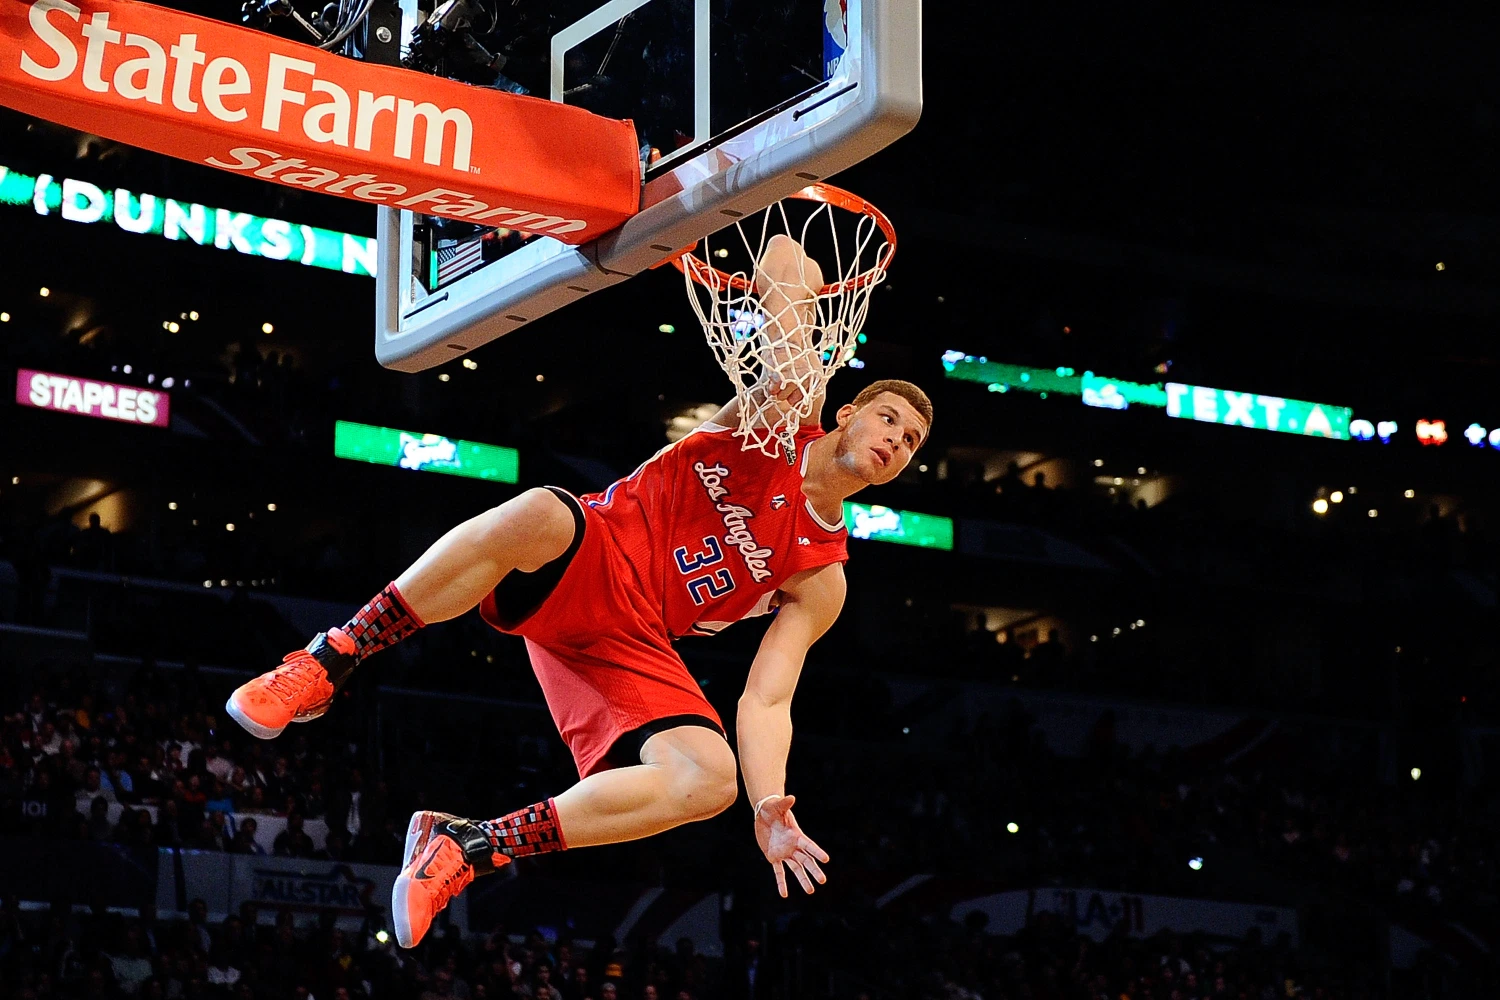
[
  {"left": 476, "top": 798, "right": 568, "bottom": 858},
  {"left": 341, "top": 582, "right": 425, "bottom": 663}
]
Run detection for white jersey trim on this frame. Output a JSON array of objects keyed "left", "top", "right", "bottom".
[
  {"left": 796, "top": 427, "right": 846, "bottom": 533},
  {"left": 804, "top": 500, "right": 846, "bottom": 533}
]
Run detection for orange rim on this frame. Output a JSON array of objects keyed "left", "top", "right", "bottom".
[{"left": 670, "top": 182, "right": 896, "bottom": 295}]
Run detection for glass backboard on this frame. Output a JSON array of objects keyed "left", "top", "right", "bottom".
[{"left": 375, "top": 0, "right": 921, "bottom": 371}]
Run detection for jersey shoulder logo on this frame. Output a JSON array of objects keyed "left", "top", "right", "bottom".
[
  {"left": 771, "top": 494, "right": 788, "bottom": 510},
  {"left": 797, "top": 536, "right": 811, "bottom": 546}
]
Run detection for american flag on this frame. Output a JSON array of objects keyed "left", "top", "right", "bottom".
[{"left": 435, "top": 237, "right": 486, "bottom": 286}]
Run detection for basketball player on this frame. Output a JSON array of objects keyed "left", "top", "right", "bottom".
[{"left": 225, "top": 234, "right": 932, "bottom": 948}]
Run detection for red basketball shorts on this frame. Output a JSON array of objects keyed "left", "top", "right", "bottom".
[{"left": 478, "top": 495, "right": 722, "bottom": 779}]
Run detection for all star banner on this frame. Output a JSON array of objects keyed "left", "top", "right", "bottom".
[{"left": 0, "top": 0, "right": 641, "bottom": 242}]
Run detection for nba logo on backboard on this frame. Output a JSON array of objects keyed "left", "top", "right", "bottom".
[{"left": 824, "top": 0, "right": 848, "bottom": 79}]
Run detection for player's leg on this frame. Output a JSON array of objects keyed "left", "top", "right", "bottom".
[
  {"left": 394, "top": 487, "right": 578, "bottom": 624},
  {"left": 225, "top": 487, "right": 576, "bottom": 739},
  {"left": 550, "top": 725, "right": 738, "bottom": 845},
  {"left": 391, "top": 726, "right": 737, "bottom": 948}
]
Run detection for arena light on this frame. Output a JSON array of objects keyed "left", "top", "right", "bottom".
[
  {"left": 1415, "top": 419, "right": 1447, "bottom": 446},
  {"left": 1410, "top": 767, "right": 1422, "bottom": 781},
  {"left": 1006, "top": 822, "right": 1020, "bottom": 834},
  {"left": 0, "top": 165, "right": 377, "bottom": 276},
  {"left": 0, "top": 312, "right": 9, "bottom": 322},
  {"left": 1188, "top": 857, "right": 1204, "bottom": 871},
  {"left": 843, "top": 502, "right": 954, "bottom": 550},
  {"left": 1330, "top": 491, "right": 1344, "bottom": 504},
  {"left": 1312, "top": 498, "right": 1328, "bottom": 515},
  {"left": 334, "top": 419, "right": 519, "bottom": 483},
  {"left": 375, "top": 930, "right": 390, "bottom": 945}
]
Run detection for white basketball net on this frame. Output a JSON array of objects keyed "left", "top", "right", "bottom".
[{"left": 676, "top": 186, "right": 894, "bottom": 462}]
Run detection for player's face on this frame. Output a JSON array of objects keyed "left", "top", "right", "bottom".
[{"left": 835, "top": 392, "right": 928, "bottom": 484}]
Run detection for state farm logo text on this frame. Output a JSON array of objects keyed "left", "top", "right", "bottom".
[
  {"left": 14, "top": 0, "right": 591, "bottom": 235},
  {"left": 21, "top": 0, "right": 471, "bottom": 170}
]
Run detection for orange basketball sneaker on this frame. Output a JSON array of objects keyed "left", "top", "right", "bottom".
[
  {"left": 392, "top": 814, "right": 509, "bottom": 948},
  {"left": 224, "top": 629, "right": 358, "bottom": 739}
]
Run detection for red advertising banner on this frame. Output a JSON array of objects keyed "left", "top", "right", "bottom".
[
  {"left": 0, "top": 0, "right": 641, "bottom": 243},
  {"left": 16, "top": 368, "right": 171, "bottom": 427}
]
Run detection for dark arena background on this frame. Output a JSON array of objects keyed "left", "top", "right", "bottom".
[{"left": 3, "top": 1, "right": 1500, "bottom": 998}]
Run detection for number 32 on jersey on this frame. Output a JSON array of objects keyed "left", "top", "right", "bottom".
[{"left": 675, "top": 536, "right": 736, "bottom": 605}]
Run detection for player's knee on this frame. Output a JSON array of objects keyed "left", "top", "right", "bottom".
[
  {"left": 676, "top": 745, "right": 738, "bottom": 820},
  {"left": 485, "top": 487, "right": 575, "bottom": 572}
]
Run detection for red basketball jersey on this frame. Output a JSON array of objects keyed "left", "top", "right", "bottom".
[{"left": 581, "top": 421, "right": 848, "bottom": 639}]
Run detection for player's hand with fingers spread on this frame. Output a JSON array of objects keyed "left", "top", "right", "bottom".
[{"left": 753, "top": 794, "right": 830, "bottom": 898}]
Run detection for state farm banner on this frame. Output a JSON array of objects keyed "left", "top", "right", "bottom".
[
  {"left": 17, "top": 367, "right": 170, "bottom": 426},
  {"left": 0, "top": 0, "right": 640, "bottom": 243}
]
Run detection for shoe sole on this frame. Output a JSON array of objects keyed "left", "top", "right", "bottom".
[
  {"left": 224, "top": 695, "right": 285, "bottom": 740},
  {"left": 391, "top": 869, "right": 418, "bottom": 949}
]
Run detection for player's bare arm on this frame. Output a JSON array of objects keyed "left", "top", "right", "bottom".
[
  {"left": 706, "top": 234, "right": 827, "bottom": 432},
  {"left": 738, "top": 560, "right": 846, "bottom": 896}
]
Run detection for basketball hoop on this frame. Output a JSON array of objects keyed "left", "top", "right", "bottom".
[{"left": 671, "top": 183, "right": 896, "bottom": 462}]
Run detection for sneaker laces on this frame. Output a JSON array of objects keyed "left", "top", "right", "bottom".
[
  {"left": 263, "top": 653, "right": 326, "bottom": 703},
  {"left": 435, "top": 862, "right": 474, "bottom": 900},
  {"left": 422, "top": 842, "right": 474, "bottom": 902}
]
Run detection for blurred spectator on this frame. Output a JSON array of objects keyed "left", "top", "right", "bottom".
[
  {"left": 73, "top": 512, "right": 114, "bottom": 570},
  {"left": 274, "top": 812, "right": 316, "bottom": 858}
]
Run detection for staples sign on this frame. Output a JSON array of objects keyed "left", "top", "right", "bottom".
[{"left": 16, "top": 369, "right": 169, "bottom": 427}]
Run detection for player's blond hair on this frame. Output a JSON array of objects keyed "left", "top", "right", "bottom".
[{"left": 850, "top": 380, "right": 933, "bottom": 443}]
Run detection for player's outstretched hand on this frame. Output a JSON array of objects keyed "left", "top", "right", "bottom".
[{"left": 753, "top": 794, "right": 830, "bottom": 898}]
